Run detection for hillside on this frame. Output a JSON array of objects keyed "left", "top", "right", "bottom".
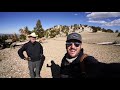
[{"left": 44, "top": 24, "right": 115, "bottom": 38}]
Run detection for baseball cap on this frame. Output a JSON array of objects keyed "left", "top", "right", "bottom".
[{"left": 66, "top": 33, "right": 82, "bottom": 42}]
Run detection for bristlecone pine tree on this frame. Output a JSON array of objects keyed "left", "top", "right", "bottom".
[{"left": 33, "top": 20, "right": 44, "bottom": 38}]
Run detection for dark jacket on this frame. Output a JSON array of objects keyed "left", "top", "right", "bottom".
[
  {"left": 60, "top": 49, "right": 104, "bottom": 78},
  {"left": 60, "top": 48, "right": 120, "bottom": 78},
  {"left": 18, "top": 41, "right": 43, "bottom": 62}
]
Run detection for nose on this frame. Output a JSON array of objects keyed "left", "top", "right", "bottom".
[{"left": 71, "top": 43, "right": 76, "bottom": 48}]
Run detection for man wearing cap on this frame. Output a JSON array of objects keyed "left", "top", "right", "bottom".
[
  {"left": 60, "top": 33, "right": 120, "bottom": 78},
  {"left": 60, "top": 33, "right": 101, "bottom": 78},
  {"left": 18, "top": 32, "right": 44, "bottom": 78}
]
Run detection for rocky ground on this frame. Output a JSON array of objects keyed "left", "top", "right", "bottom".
[{"left": 0, "top": 32, "right": 120, "bottom": 78}]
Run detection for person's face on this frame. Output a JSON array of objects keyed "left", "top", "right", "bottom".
[
  {"left": 30, "top": 37, "right": 36, "bottom": 43},
  {"left": 66, "top": 39, "right": 82, "bottom": 58}
]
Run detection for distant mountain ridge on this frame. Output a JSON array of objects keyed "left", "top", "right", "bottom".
[{"left": 0, "top": 33, "right": 20, "bottom": 36}]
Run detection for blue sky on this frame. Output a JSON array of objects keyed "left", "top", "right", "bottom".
[{"left": 0, "top": 12, "right": 120, "bottom": 34}]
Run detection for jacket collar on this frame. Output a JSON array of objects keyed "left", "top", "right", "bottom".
[{"left": 29, "top": 41, "right": 37, "bottom": 45}]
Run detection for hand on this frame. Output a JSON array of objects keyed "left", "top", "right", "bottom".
[
  {"left": 41, "top": 54, "right": 45, "bottom": 60},
  {"left": 47, "top": 64, "right": 50, "bottom": 67},
  {"left": 24, "top": 57, "right": 31, "bottom": 61}
]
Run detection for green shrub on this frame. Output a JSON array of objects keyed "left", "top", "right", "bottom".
[
  {"left": 117, "top": 33, "right": 120, "bottom": 37},
  {"left": 19, "top": 35, "right": 26, "bottom": 41},
  {"left": 115, "top": 30, "right": 119, "bottom": 33},
  {"left": 93, "top": 29, "right": 97, "bottom": 32},
  {"left": 107, "top": 29, "right": 114, "bottom": 33},
  {"left": 49, "top": 30, "right": 56, "bottom": 38}
]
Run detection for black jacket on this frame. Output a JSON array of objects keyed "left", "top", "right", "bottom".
[
  {"left": 60, "top": 49, "right": 120, "bottom": 78},
  {"left": 18, "top": 41, "right": 43, "bottom": 62},
  {"left": 60, "top": 49, "right": 105, "bottom": 78}
]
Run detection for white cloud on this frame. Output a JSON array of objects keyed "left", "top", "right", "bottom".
[
  {"left": 104, "top": 19, "right": 120, "bottom": 26},
  {"left": 87, "top": 12, "right": 120, "bottom": 20},
  {"left": 85, "top": 12, "right": 91, "bottom": 14},
  {"left": 86, "top": 12, "right": 120, "bottom": 27},
  {"left": 88, "top": 19, "right": 120, "bottom": 26},
  {"left": 88, "top": 20, "right": 106, "bottom": 24},
  {"left": 74, "top": 13, "right": 78, "bottom": 16}
]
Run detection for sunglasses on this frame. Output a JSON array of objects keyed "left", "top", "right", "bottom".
[{"left": 66, "top": 42, "right": 81, "bottom": 47}]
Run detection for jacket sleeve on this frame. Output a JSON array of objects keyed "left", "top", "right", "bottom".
[
  {"left": 18, "top": 44, "right": 27, "bottom": 59},
  {"left": 85, "top": 56, "right": 99, "bottom": 64},
  {"left": 84, "top": 56, "right": 103, "bottom": 77}
]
